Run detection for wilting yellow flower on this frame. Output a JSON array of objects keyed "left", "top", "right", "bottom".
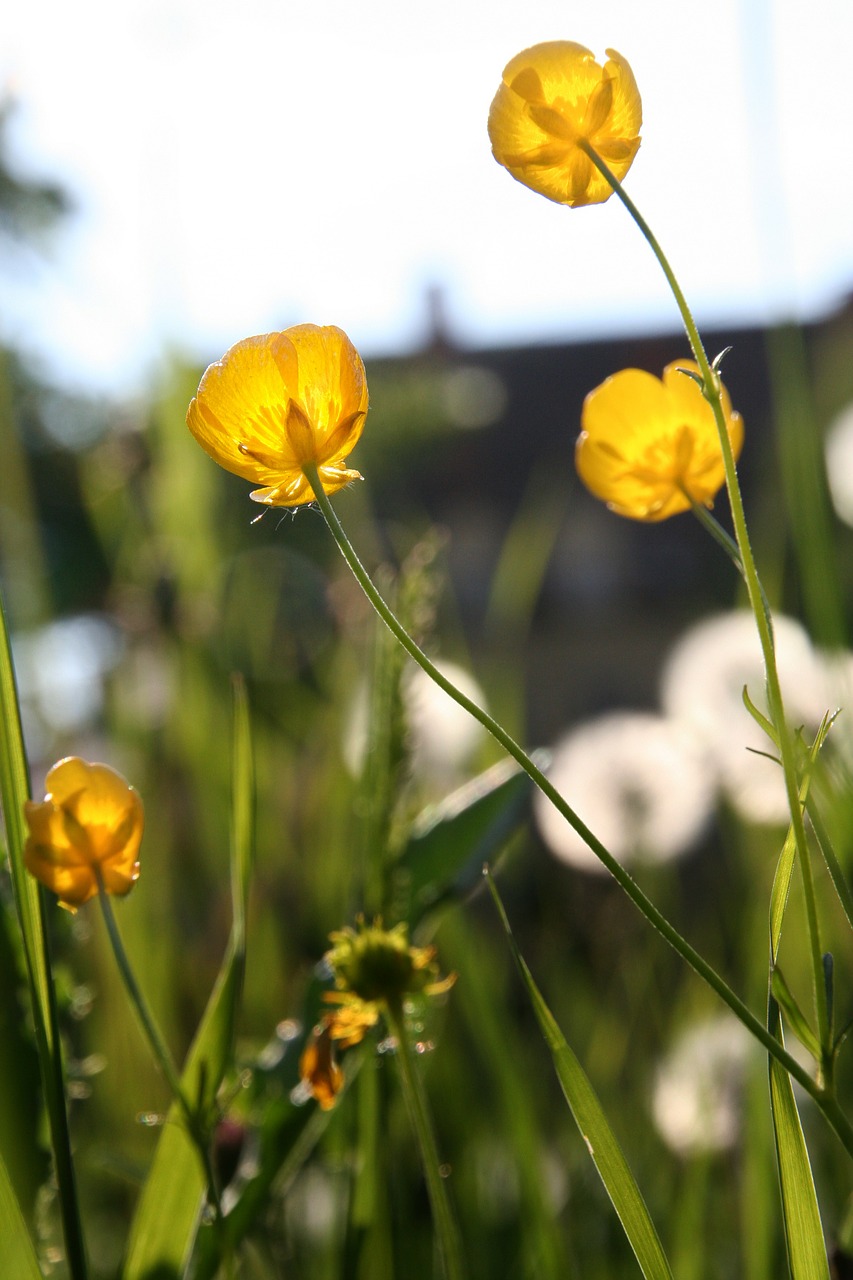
[
  {"left": 575, "top": 361, "right": 744, "bottom": 521},
  {"left": 488, "top": 41, "right": 642, "bottom": 207},
  {"left": 298, "top": 1023, "right": 344, "bottom": 1111},
  {"left": 186, "top": 324, "right": 368, "bottom": 509},
  {"left": 300, "top": 919, "right": 454, "bottom": 1109},
  {"left": 24, "top": 757, "right": 143, "bottom": 909}
]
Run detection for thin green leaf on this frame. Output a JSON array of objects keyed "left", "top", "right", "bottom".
[
  {"left": 770, "top": 969, "right": 820, "bottom": 1062},
  {"left": 0, "top": 592, "right": 88, "bottom": 1278},
  {"left": 228, "top": 673, "right": 253, "bottom": 958},
  {"left": 806, "top": 799, "right": 853, "bottom": 934},
  {"left": 742, "top": 685, "right": 778, "bottom": 746},
  {"left": 0, "top": 589, "right": 48, "bottom": 1042},
  {"left": 768, "top": 1026, "right": 830, "bottom": 1279},
  {"left": 392, "top": 758, "right": 535, "bottom": 926},
  {"left": 769, "top": 822, "right": 797, "bottom": 970},
  {"left": 124, "top": 681, "right": 256, "bottom": 1279},
  {"left": 487, "top": 871, "right": 673, "bottom": 1280},
  {"left": 0, "top": 1147, "right": 43, "bottom": 1280},
  {"left": 0, "top": 891, "right": 48, "bottom": 1222},
  {"left": 442, "top": 913, "right": 570, "bottom": 1278}
]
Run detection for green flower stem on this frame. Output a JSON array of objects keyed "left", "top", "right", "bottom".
[
  {"left": 684, "top": 493, "right": 744, "bottom": 576},
  {"left": 581, "top": 141, "right": 830, "bottom": 1063},
  {"left": 303, "top": 465, "right": 853, "bottom": 1155},
  {"left": 95, "top": 873, "right": 223, "bottom": 1217},
  {"left": 384, "top": 998, "right": 465, "bottom": 1280}
]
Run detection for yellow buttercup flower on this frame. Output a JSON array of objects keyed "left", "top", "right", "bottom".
[
  {"left": 300, "top": 919, "right": 454, "bottom": 1109},
  {"left": 575, "top": 361, "right": 744, "bottom": 522},
  {"left": 187, "top": 324, "right": 368, "bottom": 509},
  {"left": 24, "top": 757, "right": 143, "bottom": 909},
  {"left": 488, "top": 41, "right": 642, "bottom": 207}
]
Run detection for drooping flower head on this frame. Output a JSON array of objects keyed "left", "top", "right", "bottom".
[
  {"left": 488, "top": 42, "right": 642, "bottom": 207},
  {"left": 24, "top": 757, "right": 143, "bottom": 909},
  {"left": 575, "top": 360, "right": 744, "bottom": 521},
  {"left": 187, "top": 324, "right": 368, "bottom": 509},
  {"left": 300, "top": 918, "right": 455, "bottom": 1109}
]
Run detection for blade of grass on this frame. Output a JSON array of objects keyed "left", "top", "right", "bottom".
[
  {"left": 769, "top": 717, "right": 831, "bottom": 966},
  {"left": 771, "top": 970, "right": 821, "bottom": 1062},
  {"left": 806, "top": 798, "right": 853, "bottom": 934},
  {"left": 768, "top": 1015, "right": 830, "bottom": 1280},
  {"left": 486, "top": 869, "right": 673, "bottom": 1280},
  {"left": 0, "top": 1148, "right": 43, "bottom": 1280},
  {"left": 123, "top": 677, "right": 255, "bottom": 1279},
  {"left": 765, "top": 721, "right": 830, "bottom": 1275},
  {"left": 0, "top": 587, "right": 48, "bottom": 1043},
  {"left": 0, "top": 589, "right": 88, "bottom": 1278},
  {"left": 441, "top": 912, "right": 570, "bottom": 1279},
  {"left": 770, "top": 825, "right": 798, "bottom": 967},
  {"left": 384, "top": 998, "right": 466, "bottom": 1280}
]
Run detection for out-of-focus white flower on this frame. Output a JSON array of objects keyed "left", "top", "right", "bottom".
[
  {"left": 660, "top": 611, "right": 830, "bottom": 825},
  {"left": 344, "top": 660, "right": 486, "bottom": 787},
  {"left": 651, "top": 1015, "right": 754, "bottom": 1156},
  {"left": 825, "top": 402, "right": 853, "bottom": 527},
  {"left": 403, "top": 660, "right": 486, "bottom": 783},
  {"left": 534, "top": 712, "right": 715, "bottom": 874}
]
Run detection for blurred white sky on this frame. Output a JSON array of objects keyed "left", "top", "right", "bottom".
[{"left": 3, "top": 0, "right": 852, "bottom": 394}]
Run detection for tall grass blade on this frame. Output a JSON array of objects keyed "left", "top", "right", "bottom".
[
  {"left": 0, "top": 590, "right": 88, "bottom": 1278},
  {"left": 0, "top": 588, "right": 48, "bottom": 1040},
  {"left": 806, "top": 799, "right": 853, "bottom": 934},
  {"left": 768, "top": 1028, "right": 830, "bottom": 1279},
  {"left": 769, "top": 717, "right": 832, "bottom": 964},
  {"left": 487, "top": 871, "right": 673, "bottom": 1280},
  {"left": 770, "top": 825, "right": 798, "bottom": 966},
  {"left": 0, "top": 1148, "right": 43, "bottom": 1280},
  {"left": 123, "top": 678, "right": 256, "bottom": 1279}
]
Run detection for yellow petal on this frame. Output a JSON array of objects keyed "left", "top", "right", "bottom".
[
  {"left": 23, "top": 850, "right": 98, "bottom": 908},
  {"left": 299, "top": 1024, "right": 345, "bottom": 1110},
  {"left": 602, "top": 49, "right": 643, "bottom": 144},
  {"left": 502, "top": 41, "right": 601, "bottom": 113}
]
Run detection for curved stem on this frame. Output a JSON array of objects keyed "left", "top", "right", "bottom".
[
  {"left": 685, "top": 493, "right": 744, "bottom": 576},
  {"left": 580, "top": 140, "right": 830, "bottom": 1061},
  {"left": 384, "top": 998, "right": 465, "bottom": 1280},
  {"left": 303, "top": 466, "right": 853, "bottom": 1155},
  {"left": 96, "top": 875, "right": 223, "bottom": 1216}
]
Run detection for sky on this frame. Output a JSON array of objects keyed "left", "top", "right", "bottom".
[{"left": 3, "top": 0, "right": 853, "bottom": 396}]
